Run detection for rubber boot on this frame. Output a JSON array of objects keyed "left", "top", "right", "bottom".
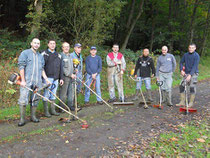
[
  {"left": 18, "top": 105, "right": 26, "bottom": 126},
  {"left": 132, "top": 89, "right": 140, "bottom": 101},
  {"left": 50, "top": 101, "right": 60, "bottom": 116},
  {"left": 147, "top": 89, "right": 153, "bottom": 103},
  {"left": 167, "top": 91, "right": 173, "bottom": 107},
  {"left": 161, "top": 90, "right": 166, "bottom": 103},
  {"left": 188, "top": 94, "right": 195, "bottom": 107},
  {"left": 43, "top": 101, "right": 51, "bottom": 118},
  {"left": 176, "top": 93, "right": 185, "bottom": 106},
  {"left": 31, "top": 106, "right": 39, "bottom": 123}
]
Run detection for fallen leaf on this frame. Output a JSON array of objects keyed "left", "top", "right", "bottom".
[
  {"left": 197, "top": 138, "right": 205, "bottom": 143},
  {"left": 171, "top": 137, "right": 178, "bottom": 141}
]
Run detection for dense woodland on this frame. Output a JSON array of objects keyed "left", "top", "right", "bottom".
[{"left": 0, "top": 0, "right": 209, "bottom": 59}]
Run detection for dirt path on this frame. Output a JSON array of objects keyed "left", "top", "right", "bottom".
[{"left": 0, "top": 80, "right": 209, "bottom": 157}]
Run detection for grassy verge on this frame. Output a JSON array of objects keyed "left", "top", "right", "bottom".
[
  {"left": 146, "top": 120, "right": 209, "bottom": 157},
  {"left": 0, "top": 56, "right": 210, "bottom": 120}
]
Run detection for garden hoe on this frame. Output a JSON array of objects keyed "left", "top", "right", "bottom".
[
  {"left": 8, "top": 73, "right": 88, "bottom": 129},
  {"left": 153, "top": 81, "right": 163, "bottom": 109},
  {"left": 179, "top": 76, "right": 197, "bottom": 115},
  {"left": 128, "top": 75, "right": 149, "bottom": 109},
  {"left": 47, "top": 85, "right": 72, "bottom": 123}
]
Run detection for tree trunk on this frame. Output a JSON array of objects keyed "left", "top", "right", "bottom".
[
  {"left": 30, "top": 0, "right": 42, "bottom": 36},
  {"left": 121, "top": 0, "right": 144, "bottom": 50},
  {"left": 150, "top": 2, "right": 155, "bottom": 52},
  {"left": 189, "top": 0, "right": 199, "bottom": 44},
  {"left": 200, "top": 6, "right": 210, "bottom": 56},
  {"left": 126, "top": 0, "right": 135, "bottom": 29},
  {"left": 168, "top": 0, "right": 174, "bottom": 53}
]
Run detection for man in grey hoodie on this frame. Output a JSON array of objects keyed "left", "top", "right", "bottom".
[{"left": 156, "top": 46, "right": 176, "bottom": 106}]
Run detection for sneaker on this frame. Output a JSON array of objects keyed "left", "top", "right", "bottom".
[{"left": 97, "top": 101, "right": 103, "bottom": 105}]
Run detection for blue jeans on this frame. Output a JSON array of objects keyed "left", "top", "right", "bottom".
[
  {"left": 43, "top": 78, "right": 58, "bottom": 101},
  {"left": 84, "top": 74, "right": 102, "bottom": 102},
  {"left": 136, "top": 77, "right": 151, "bottom": 90}
]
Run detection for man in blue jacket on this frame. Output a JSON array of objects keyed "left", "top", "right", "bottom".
[
  {"left": 84, "top": 46, "right": 103, "bottom": 105},
  {"left": 176, "top": 44, "right": 200, "bottom": 107},
  {"left": 18, "top": 38, "right": 50, "bottom": 126}
]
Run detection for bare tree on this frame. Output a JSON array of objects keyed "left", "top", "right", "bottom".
[
  {"left": 121, "top": 0, "right": 144, "bottom": 50},
  {"left": 189, "top": 0, "right": 200, "bottom": 44}
]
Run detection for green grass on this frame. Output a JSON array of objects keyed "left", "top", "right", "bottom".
[
  {"left": 146, "top": 120, "right": 209, "bottom": 157},
  {"left": 0, "top": 56, "right": 210, "bottom": 120}
]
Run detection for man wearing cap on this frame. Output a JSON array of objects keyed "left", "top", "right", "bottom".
[
  {"left": 84, "top": 46, "right": 103, "bottom": 105},
  {"left": 70, "top": 43, "right": 83, "bottom": 93},
  {"left": 106, "top": 44, "right": 126, "bottom": 102}
]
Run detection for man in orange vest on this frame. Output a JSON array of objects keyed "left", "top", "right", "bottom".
[{"left": 106, "top": 44, "right": 126, "bottom": 102}]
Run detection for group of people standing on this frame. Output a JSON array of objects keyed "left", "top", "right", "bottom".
[{"left": 17, "top": 38, "right": 200, "bottom": 126}]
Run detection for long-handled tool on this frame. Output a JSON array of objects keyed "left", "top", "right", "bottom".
[
  {"left": 179, "top": 76, "right": 197, "bottom": 114},
  {"left": 113, "top": 66, "right": 134, "bottom": 106},
  {"left": 153, "top": 81, "right": 163, "bottom": 109},
  {"left": 8, "top": 73, "right": 88, "bottom": 127},
  {"left": 76, "top": 76, "right": 114, "bottom": 110},
  {"left": 47, "top": 86, "right": 72, "bottom": 122},
  {"left": 128, "top": 75, "right": 149, "bottom": 109}
]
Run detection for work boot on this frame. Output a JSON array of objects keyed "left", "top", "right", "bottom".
[
  {"left": 50, "top": 101, "right": 60, "bottom": 116},
  {"left": 43, "top": 101, "right": 51, "bottom": 118},
  {"left": 18, "top": 105, "right": 26, "bottom": 127},
  {"left": 188, "top": 94, "right": 195, "bottom": 107},
  {"left": 108, "top": 97, "right": 116, "bottom": 103},
  {"left": 31, "top": 106, "right": 39, "bottom": 123},
  {"left": 161, "top": 90, "right": 166, "bottom": 103},
  {"left": 166, "top": 91, "right": 173, "bottom": 107},
  {"left": 132, "top": 89, "right": 140, "bottom": 101},
  {"left": 147, "top": 89, "right": 153, "bottom": 103},
  {"left": 176, "top": 93, "right": 185, "bottom": 106}
]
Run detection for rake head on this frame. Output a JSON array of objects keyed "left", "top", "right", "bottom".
[
  {"left": 113, "top": 102, "right": 134, "bottom": 106},
  {"left": 153, "top": 104, "right": 163, "bottom": 109},
  {"left": 179, "top": 107, "right": 197, "bottom": 113}
]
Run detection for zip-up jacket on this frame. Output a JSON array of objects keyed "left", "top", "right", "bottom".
[
  {"left": 134, "top": 56, "right": 155, "bottom": 77},
  {"left": 41, "top": 49, "right": 64, "bottom": 80},
  {"left": 70, "top": 51, "right": 83, "bottom": 78},
  {"left": 18, "top": 48, "right": 45, "bottom": 86},
  {"left": 61, "top": 52, "right": 74, "bottom": 77}
]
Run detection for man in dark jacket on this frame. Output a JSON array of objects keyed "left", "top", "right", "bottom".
[
  {"left": 176, "top": 43, "right": 200, "bottom": 107},
  {"left": 41, "top": 39, "right": 64, "bottom": 117},
  {"left": 133, "top": 49, "right": 155, "bottom": 108}
]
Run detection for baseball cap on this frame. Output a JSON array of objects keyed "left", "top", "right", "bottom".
[
  {"left": 74, "top": 43, "right": 82, "bottom": 48},
  {"left": 90, "top": 46, "right": 97, "bottom": 50}
]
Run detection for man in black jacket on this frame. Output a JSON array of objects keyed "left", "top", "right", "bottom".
[
  {"left": 41, "top": 39, "right": 64, "bottom": 117},
  {"left": 133, "top": 49, "right": 155, "bottom": 108}
]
